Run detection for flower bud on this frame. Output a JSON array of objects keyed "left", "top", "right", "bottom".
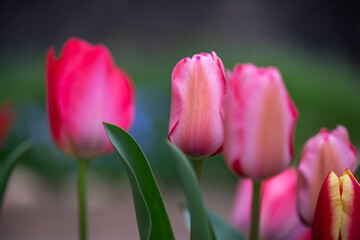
[
  {"left": 224, "top": 64, "right": 298, "bottom": 180},
  {"left": 168, "top": 52, "right": 226, "bottom": 158},
  {"left": 46, "top": 38, "right": 135, "bottom": 159},
  {"left": 312, "top": 169, "right": 360, "bottom": 239}
]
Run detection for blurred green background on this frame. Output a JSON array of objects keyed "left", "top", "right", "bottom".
[{"left": 0, "top": 0, "right": 359, "bottom": 186}]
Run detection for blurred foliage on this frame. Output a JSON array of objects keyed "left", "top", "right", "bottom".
[{"left": 0, "top": 42, "right": 359, "bottom": 185}]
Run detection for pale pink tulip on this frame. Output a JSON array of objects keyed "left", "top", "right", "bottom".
[
  {"left": 231, "top": 168, "right": 311, "bottom": 240},
  {"left": 168, "top": 52, "right": 226, "bottom": 158},
  {"left": 297, "top": 125, "right": 357, "bottom": 226},
  {"left": 224, "top": 64, "right": 298, "bottom": 180},
  {"left": 46, "top": 38, "right": 135, "bottom": 159}
]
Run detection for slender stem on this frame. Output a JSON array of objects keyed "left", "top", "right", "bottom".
[
  {"left": 78, "top": 160, "right": 88, "bottom": 240},
  {"left": 189, "top": 157, "right": 204, "bottom": 186},
  {"left": 250, "top": 180, "right": 262, "bottom": 240},
  {"left": 189, "top": 157, "right": 204, "bottom": 240}
]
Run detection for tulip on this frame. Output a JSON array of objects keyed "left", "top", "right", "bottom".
[
  {"left": 0, "top": 103, "right": 15, "bottom": 150},
  {"left": 297, "top": 125, "right": 357, "bottom": 226},
  {"left": 311, "top": 169, "right": 360, "bottom": 239},
  {"left": 168, "top": 52, "right": 226, "bottom": 158},
  {"left": 46, "top": 37, "right": 134, "bottom": 159},
  {"left": 46, "top": 38, "right": 135, "bottom": 240},
  {"left": 224, "top": 63, "right": 298, "bottom": 180},
  {"left": 231, "top": 168, "right": 311, "bottom": 240}
]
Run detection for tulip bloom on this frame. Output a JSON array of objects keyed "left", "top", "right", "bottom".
[
  {"left": 0, "top": 103, "right": 15, "bottom": 150},
  {"left": 312, "top": 169, "right": 360, "bottom": 239},
  {"left": 224, "top": 64, "right": 298, "bottom": 180},
  {"left": 46, "top": 38, "right": 134, "bottom": 159},
  {"left": 168, "top": 52, "right": 226, "bottom": 158},
  {"left": 297, "top": 125, "right": 357, "bottom": 226},
  {"left": 231, "top": 168, "right": 311, "bottom": 240}
]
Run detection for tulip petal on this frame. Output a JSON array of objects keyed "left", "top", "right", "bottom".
[
  {"left": 340, "top": 170, "right": 360, "bottom": 240},
  {"left": 46, "top": 47, "right": 63, "bottom": 148},
  {"left": 311, "top": 171, "right": 342, "bottom": 240},
  {"left": 59, "top": 45, "right": 116, "bottom": 157}
]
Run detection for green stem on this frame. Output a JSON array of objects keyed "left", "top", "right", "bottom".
[
  {"left": 189, "top": 157, "right": 204, "bottom": 240},
  {"left": 78, "top": 160, "right": 88, "bottom": 240},
  {"left": 189, "top": 157, "right": 204, "bottom": 186},
  {"left": 250, "top": 180, "right": 262, "bottom": 240}
]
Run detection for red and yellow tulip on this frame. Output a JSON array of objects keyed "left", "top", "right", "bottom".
[{"left": 312, "top": 169, "right": 360, "bottom": 240}]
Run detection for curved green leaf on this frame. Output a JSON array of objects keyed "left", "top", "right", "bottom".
[
  {"left": 0, "top": 139, "right": 33, "bottom": 208},
  {"left": 166, "top": 141, "right": 215, "bottom": 240},
  {"left": 104, "top": 123, "right": 174, "bottom": 240},
  {"left": 207, "top": 208, "right": 246, "bottom": 240}
]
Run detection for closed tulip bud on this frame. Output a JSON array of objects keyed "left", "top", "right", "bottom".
[
  {"left": 231, "top": 168, "right": 311, "bottom": 240},
  {"left": 224, "top": 64, "right": 298, "bottom": 180},
  {"left": 46, "top": 38, "right": 135, "bottom": 159},
  {"left": 297, "top": 125, "right": 357, "bottom": 226},
  {"left": 168, "top": 52, "right": 227, "bottom": 158},
  {"left": 0, "top": 103, "right": 15, "bottom": 150},
  {"left": 311, "top": 169, "right": 360, "bottom": 240}
]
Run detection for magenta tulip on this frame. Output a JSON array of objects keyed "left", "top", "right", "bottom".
[
  {"left": 46, "top": 38, "right": 135, "bottom": 159},
  {"left": 311, "top": 169, "right": 360, "bottom": 240},
  {"left": 0, "top": 103, "right": 15, "bottom": 150},
  {"left": 168, "top": 52, "right": 226, "bottom": 158},
  {"left": 231, "top": 168, "right": 311, "bottom": 240},
  {"left": 224, "top": 64, "right": 298, "bottom": 180},
  {"left": 297, "top": 125, "right": 357, "bottom": 226}
]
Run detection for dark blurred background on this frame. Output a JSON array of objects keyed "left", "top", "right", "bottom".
[{"left": 0, "top": 0, "right": 359, "bottom": 239}]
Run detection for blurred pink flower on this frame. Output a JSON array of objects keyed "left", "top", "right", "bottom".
[
  {"left": 312, "top": 169, "right": 360, "bottom": 239},
  {"left": 46, "top": 38, "right": 135, "bottom": 159},
  {"left": 297, "top": 125, "right": 357, "bottom": 226},
  {"left": 0, "top": 103, "right": 15, "bottom": 150},
  {"left": 231, "top": 168, "right": 311, "bottom": 240},
  {"left": 168, "top": 52, "right": 226, "bottom": 158},
  {"left": 224, "top": 64, "right": 298, "bottom": 180}
]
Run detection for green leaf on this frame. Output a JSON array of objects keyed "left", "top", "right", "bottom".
[
  {"left": 207, "top": 208, "right": 246, "bottom": 240},
  {"left": 103, "top": 123, "right": 174, "bottom": 240},
  {"left": 0, "top": 139, "right": 33, "bottom": 208},
  {"left": 166, "top": 141, "right": 215, "bottom": 240}
]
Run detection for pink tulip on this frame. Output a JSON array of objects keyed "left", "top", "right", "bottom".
[
  {"left": 231, "top": 168, "right": 311, "bottom": 240},
  {"left": 168, "top": 52, "right": 226, "bottom": 158},
  {"left": 46, "top": 38, "right": 135, "bottom": 159},
  {"left": 224, "top": 64, "right": 298, "bottom": 180},
  {"left": 312, "top": 169, "right": 360, "bottom": 239},
  {"left": 297, "top": 125, "right": 357, "bottom": 226},
  {"left": 0, "top": 103, "right": 15, "bottom": 150}
]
